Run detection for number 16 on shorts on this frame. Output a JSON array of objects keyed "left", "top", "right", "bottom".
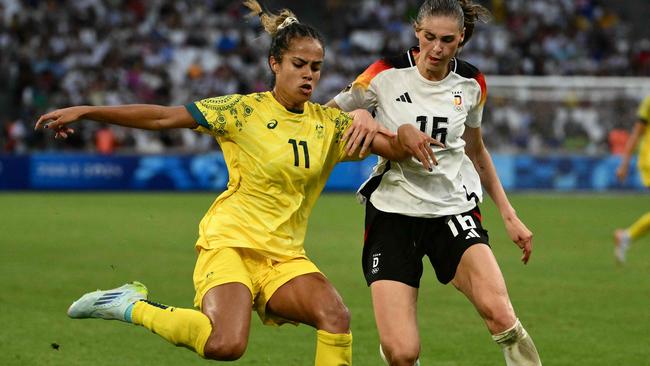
[{"left": 447, "top": 213, "right": 481, "bottom": 240}]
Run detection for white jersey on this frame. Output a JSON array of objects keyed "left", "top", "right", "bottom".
[{"left": 334, "top": 47, "right": 487, "bottom": 218}]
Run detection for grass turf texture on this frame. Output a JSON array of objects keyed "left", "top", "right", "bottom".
[{"left": 1, "top": 192, "right": 649, "bottom": 365}]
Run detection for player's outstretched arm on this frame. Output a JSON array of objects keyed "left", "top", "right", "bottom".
[
  {"left": 463, "top": 126, "right": 533, "bottom": 264},
  {"left": 35, "top": 105, "right": 198, "bottom": 139}
]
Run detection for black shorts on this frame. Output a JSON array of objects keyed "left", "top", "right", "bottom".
[{"left": 362, "top": 202, "right": 490, "bottom": 287}]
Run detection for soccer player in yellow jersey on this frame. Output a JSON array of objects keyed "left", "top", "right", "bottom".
[
  {"left": 614, "top": 95, "right": 650, "bottom": 264},
  {"left": 34, "top": 2, "right": 439, "bottom": 364}
]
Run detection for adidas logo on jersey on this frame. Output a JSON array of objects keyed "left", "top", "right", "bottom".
[
  {"left": 465, "top": 229, "right": 480, "bottom": 239},
  {"left": 395, "top": 92, "right": 412, "bottom": 103}
]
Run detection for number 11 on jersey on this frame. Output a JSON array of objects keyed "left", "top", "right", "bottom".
[{"left": 288, "top": 139, "right": 310, "bottom": 168}]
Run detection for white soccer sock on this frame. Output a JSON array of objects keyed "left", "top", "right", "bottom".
[
  {"left": 492, "top": 319, "right": 542, "bottom": 366},
  {"left": 379, "top": 344, "right": 389, "bottom": 365}
]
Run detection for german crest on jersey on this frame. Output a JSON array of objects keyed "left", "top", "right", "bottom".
[{"left": 453, "top": 92, "right": 463, "bottom": 112}]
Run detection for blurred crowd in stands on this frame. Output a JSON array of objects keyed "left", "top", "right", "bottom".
[{"left": 1, "top": 0, "right": 649, "bottom": 155}]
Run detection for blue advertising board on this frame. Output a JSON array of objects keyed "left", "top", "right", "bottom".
[
  {"left": 24, "top": 153, "right": 229, "bottom": 190},
  {"left": 0, "top": 155, "right": 30, "bottom": 189},
  {"left": 0, "top": 153, "right": 645, "bottom": 191}
]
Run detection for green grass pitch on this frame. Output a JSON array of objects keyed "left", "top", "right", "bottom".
[{"left": 1, "top": 192, "right": 649, "bottom": 365}]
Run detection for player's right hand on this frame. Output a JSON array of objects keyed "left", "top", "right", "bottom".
[
  {"left": 504, "top": 214, "right": 533, "bottom": 264},
  {"left": 35, "top": 106, "right": 87, "bottom": 139},
  {"left": 396, "top": 124, "right": 444, "bottom": 171}
]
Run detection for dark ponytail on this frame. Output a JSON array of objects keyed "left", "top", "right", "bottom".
[{"left": 243, "top": 0, "right": 325, "bottom": 76}]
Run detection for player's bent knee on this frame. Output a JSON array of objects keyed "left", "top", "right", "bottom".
[
  {"left": 381, "top": 341, "right": 419, "bottom": 366},
  {"left": 203, "top": 335, "right": 248, "bottom": 361},
  {"left": 480, "top": 302, "right": 517, "bottom": 333},
  {"left": 315, "top": 302, "right": 351, "bottom": 333}
]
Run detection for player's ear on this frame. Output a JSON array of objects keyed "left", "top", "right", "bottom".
[{"left": 269, "top": 56, "right": 281, "bottom": 74}]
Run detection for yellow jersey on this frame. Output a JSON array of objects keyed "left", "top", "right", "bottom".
[
  {"left": 185, "top": 91, "right": 356, "bottom": 259},
  {"left": 637, "top": 95, "right": 650, "bottom": 172}
]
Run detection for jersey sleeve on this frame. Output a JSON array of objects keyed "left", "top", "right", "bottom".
[
  {"left": 184, "top": 94, "right": 250, "bottom": 138},
  {"left": 637, "top": 95, "right": 650, "bottom": 123},
  {"left": 333, "top": 59, "right": 392, "bottom": 112},
  {"left": 324, "top": 108, "right": 359, "bottom": 163},
  {"left": 466, "top": 72, "right": 487, "bottom": 129}
]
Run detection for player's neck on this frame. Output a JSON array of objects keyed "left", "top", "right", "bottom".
[
  {"left": 271, "top": 89, "right": 305, "bottom": 113},
  {"left": 417, "top": 61, "right": 451, "bottom": 82}
]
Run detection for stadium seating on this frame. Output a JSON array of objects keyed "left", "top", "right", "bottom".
[{"left": 1, "top": 0, "right": 649, "bottom": 154}]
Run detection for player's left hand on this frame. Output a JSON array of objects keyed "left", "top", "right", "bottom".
[
  {"left": 345, "top": 109, "right": 395, "bottom": 158},
  {"left": 504, "top": 215, "right": 533, "bottom": 264}
]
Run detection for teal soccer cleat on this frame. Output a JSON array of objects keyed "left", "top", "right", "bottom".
[{"left": 67, "top": 281, "right": 148, "bottom": 322}]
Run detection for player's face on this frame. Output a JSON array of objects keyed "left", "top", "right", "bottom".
[
  {"left": 270, "top": 37, "right": 324, "bottom": 109},
  {"left": 415, "top": 15, "right": 464, "bottom": 81}
]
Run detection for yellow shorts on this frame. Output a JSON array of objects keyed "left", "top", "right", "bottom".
[{"left": 192, "top": 247, "right": 321, "bottom": 326}]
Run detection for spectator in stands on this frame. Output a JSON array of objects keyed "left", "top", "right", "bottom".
[
  {"left": 3, "top": 0, "right": 649, "bottom": 154},
  {"left": 94, "top": 123, "right": 116, "bottom": 154}
]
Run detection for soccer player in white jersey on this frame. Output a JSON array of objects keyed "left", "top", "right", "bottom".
[{"left": 327, "top": 0, "right": 542, "bottom": 365}]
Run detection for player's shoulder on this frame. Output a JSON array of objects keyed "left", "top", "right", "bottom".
[
  {"left": 362, "top": 47, "right": 418, "bottom": 79},
  {"left": 452, "top": 58, "right": 483, "bottom": 80},
  {"left": 205, "top": 91, "right": 270, "bottom": 105},
  {"left": 383, "top": 46, "right": 418, "bottom": 70},
  {"left": 452, "top": 58, "right": 487, "bottom": 95},
  {"left": 239, "top": 91, "right": 273, "bottom": 105},
  {"left": 311, "top": 102, "right": 350, "bottom": 123},
  {"left": 193, "top": 93, "right": 252, "bottom": 114}
]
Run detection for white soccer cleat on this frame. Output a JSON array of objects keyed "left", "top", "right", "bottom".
[
  {"left": 67, "top": 281, "right": 148, "bottom": 322},
  {"left": 614, "top": 229, "right": 631, "bottom": 264}
]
